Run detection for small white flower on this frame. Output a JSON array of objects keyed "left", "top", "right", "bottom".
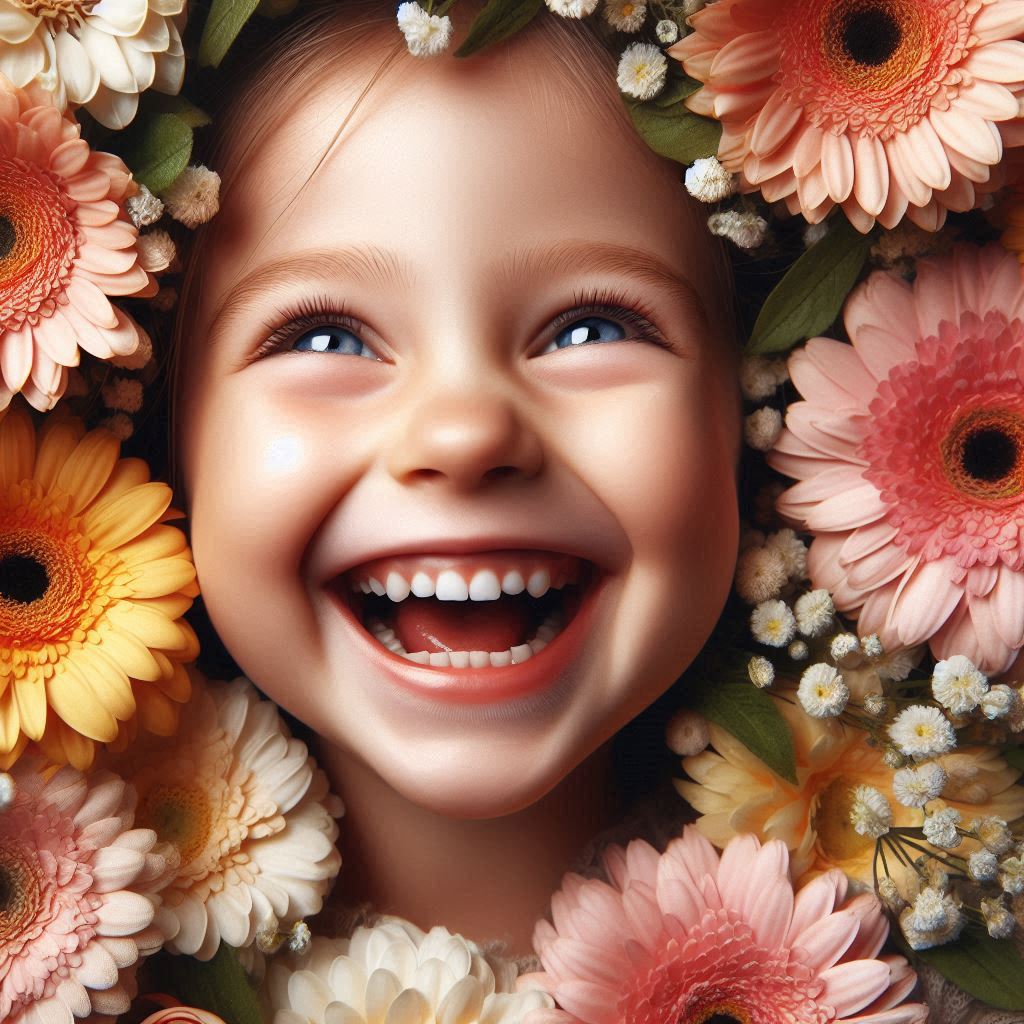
[
  {"left": 685, "top": 157, "right": 737, "bottom": 203},
  {"left": 162, "top": 165, "right": 221, "bottom": 228},
  {"left": 911, "top": 887, "right": 953, "bottom": 931},
  {"left": 883, "top": 746, "right": 907, "bottom": 769},
  {"left": 803, "top": 222, "right": 830, "bottom": 248},
  {"left": 617, "top": 42, "right": 668, "bottom": 100},
  {"left": 878, "top": 877, "right": 906, "bottom": 912},
  {"left": 604, "top": 0, "right": 647, "bottom": 32},
  {"left": 682, "top": 0, "right": 705, "bottom": 14},
  {"left": 863, "top": 692, "right": 889, "bottom": 718},
  {"left": 973, "top": 816, "right": 1015, "bottom": 855},
  {"left": 655, "top": 18, "right": 679, "bottom": 43},
  {"left": 923, "top": 808, "right": 963, "bottom": 849},
  {"left": 861, "top": 634, "right": 884, "bottom": 658},
  {"left": 734, "top": 546, "right": 788, "bottom": 604},
  {"left": 764, "top": 529, "right": 808, "bottom": 581},
  {"left": 101, "top": 378, "right": 144, "bottom": 415},
  {"left": 744, "top": 407, "right": 783, "bottom": 452},
  {"left": 889, "top": 705, "right": 957, "bottom": 759},
  {"left": 0, "top": 773, "right": 14, "bottom": 812},
  {"left": 137, "top": 229, "right": 177, "bottom": 274},
  {"left": 829, "top": 633, "right": 861, "bottom": 663},
  {"left": 739, "top": 356, "right": 785, "bottom": 401},
  {"left": 981, "top": 684, "right": 1018, "bottom": 720},
  {"left": 969, "top": 849, "right": 999, "bottom": 882},
  {"left": 750, "top": 600, "right": 796, "bottom": 648},
  {"left": 747, "top": 655, "right": 775, "bottom": 689},
  {"left": 788, "top": 639, "right": 809, "bottom": 661},
  {"left": 1000, "top": 856, "right": 1024, "bottom": 896},
  {"left": 798, "top": 663, "right": 849, "bottom": 718},
  {"left": 849, "top": 785, "right": 893, "bottom": 838},
  {"left": 397, "top": 2, "right": 454, "bottom": 57},
  {"left": 126, "top": 185, "right": 165, "bottom": 229},
  {"left": 666, "top": 709, "right": 710, "bottom": 757},
  {"left": 982, "top": 897, "right": 1015, "bottom": 939},
  {"left": 794, "top": 589, "right": 835, "bottom": 638},
  {"left": 874, "top": 646, "right": 920, "bottom": 682},
  {"left": 900, "top": 896, "right": 964, "bottom": 950},
  {"left": 287, "top": 921, "right": 312, "bottom": 955},
  {"left": 546, "top": 0, "right": 600, "bottom": 15},
  {"left": 932, "top": 655, "right": 988, "bottom": 716},
  {"left": 892, "top": 762, "right": 947, "bottom": 808},
  {"left": 707, "top": 210, "right": 768, "bottom": 250}
]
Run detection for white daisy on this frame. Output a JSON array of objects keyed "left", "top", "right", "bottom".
[
  {"left": 750, "top": 599, "right": 796, "bottom": 647},
  {"left": 707, "top": 210, "right": 768, "bottom": 250},
  {"left": 764, "top": 528, "right": 808, "bottom": 581},
  {"left": 545, "top": 0, "right": 599, "bottom": 16},
  {"left": 744, "top": 407, "right": 783, "bottom": 451},
  {"left": 684, "top": 156, "right": 736, "bottom": 203},
  {"left": 981, "top": 684, "right": 1018, "bottom": 720},
  {"left": 616, "top": 42, "right": 667, "bottom": 100},
  {"left": 888, "top": 706, "right": 957, "bottom": 760},
  {"left": 923, "top": 808, "right": 962, "bottom": 850},
  {"left": 747, "top": 655, "right": 774, "bottom": 689},
  {"left": 848, "top": 785, "right": 893, "bottom": 839},
  {"left": 797, "top": 663, "right": 849, "bottom": 718},
  {"left": 162, "top": 165, "right": 222, "bottom": 228},
  {"left": 603, "top": 0, "right": 646, "bottom": 32},
  {"left": 734, "top": 546, "right": 787, "bottom": 604},
  {"left": 892, "top": 762, "right": 947, "bottom": 808},
  {"left": 655, "top": 18, "right": 679, "bottom": 43},
  {"left": 931, "top": 655, "right": 988, "bottom": 716},
  {"left": 396, "top": 1, "right": 453, "bottom": 57},
  {"left": 794, "top": 589, "right": 834, "bottom": 638},
  {"left": 969, "top": 849, "right": 999, "bottom": 882}
]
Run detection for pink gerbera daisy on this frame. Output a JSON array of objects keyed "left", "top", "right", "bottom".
[
  {"left": 769, "top": 244, "right": 1024, "bottom": 674},
  {"left": 0, "top": 756, "right": 170, "bottom": 1024},
  {"left": 670, "top": 0, "right": 1024, "bottom": 231},
  {"left": 521, "top": 828, "right": 925, "bottom": 1024},
  {"left": 0, "top": 76, "right": 156, "bottom": 412}
]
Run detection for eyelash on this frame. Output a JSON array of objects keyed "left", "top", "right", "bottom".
[{"left": 253, "top": 287, "right": 676, "bottom": 361}]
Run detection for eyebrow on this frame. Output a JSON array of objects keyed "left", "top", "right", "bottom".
[{"left": 207, "top": 239, "right": 707, "bottom": 339}]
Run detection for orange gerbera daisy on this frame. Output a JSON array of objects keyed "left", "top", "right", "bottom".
[
  {"left": 0, "top": 404, "right": 198, "bottom": 768},
  {"left": 671, "top": 0, "right": 1024, "bottom": 231},
  {"left": 0, "top": 76, "right": 157, "bottom": 411}
]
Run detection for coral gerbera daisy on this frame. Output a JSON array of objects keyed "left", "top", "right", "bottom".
[
  {"left": 0, "top": 0, "right": 186, "bottom": 130},
  {"left": 0, "top": 78, "right": 155, "bottom": 412},
  {"left": 109, "top": 675, "right": 344, "bottom": 961},
  {"left": 521, "top": 828, "right": 927, "bottom": 1024},
  {"left": 265, "top": 919, "right": 553, "bottom": 1023},
  {"left": 670, "top": 0, "right": 1024, "bottom": 231},
  {"left": 770, "top": 244, "right": 1024, "bottom": 673},
  {"left": 0, "top": 405, "right": 198, "bottom": 765},
  {"left": 0, "top": 756, "right": 170, "bottom": 1024},
  {"left": 676, "top": 690, "right": 1024, "bottom": 886}
]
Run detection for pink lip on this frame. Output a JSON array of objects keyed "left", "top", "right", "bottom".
[{"left": 325, "top": 572, "right": 607, "bottom": 705}]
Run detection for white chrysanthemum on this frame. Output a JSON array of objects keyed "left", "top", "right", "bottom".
[
  {"left": 973, "top": 816, "right": 1015, "bottom": 855},
  {"left": 861, "top": 634, "right": 884, "bottom": 659},
  {"left": 923, "top": 808, "right": 962, "bottom": 850},
  {"left": 734, "top": 545, "right": 787, "bottom": 604},
  {"left": 265, "top": 919, "right": 554, "bottom": 1023},
  {"left": 797, "top": 663, "right": 848, "bottom": 718},
  {"left": 892, "top": 762, "right": 947, "bottom": 808},
  {"left": 889, "top": 706, "right": 957, "bottom": 760},
  {"left": 982, "top": 897, "right": 1015, "bottom": 939},
  {"left": 111, "top": 675, "right": 344, "bottom": 961},
  {"left": 910, "top": 887, "right": 956, "bottom": 932},
  {"left": 849, "top": 784, "right": 893, "bottom": 838},
  {"left": 932, "top": 655, "right": 988, "bottom": 716},
  {"left": 684, "top": 156, "right": 736, "bottom": 203},
  {"left": 1000, "top": 857, "right": 1024, "bottom": 896},
  {"left": 604, "top": 0, "right": 646, "bottom": 32},
  {"left": 162, "top": 165, "right": 222, "bottom": 228},
  {"left": 794, "top": 589, "right": 834, "bottom": 638},
  {"left": 970, "top": 849, "right": 999, "bottom": 882},
  {"left": 616, "top": 42, "right": 667, "bottom": 100},
  {"left": 788, "top": 639, "right": 809, "bottom": 661},
  {"left": 744, "top": 407, "right": 783, "bottom": 451},
  {"left": 764, "top": 528, "right": 807, "bottom": 581},
  {"left": 396, "top": 1, "right": 453, "bottom": 57},
  {"left": 655, "top": 17, "right": 678, "bottom": 43},
  {"left": 0, "top": 0, "right": 185, "bottom": 129},
  {"left": 738, "top": 355, "right": 784, "bottom": 400},
  {"left": 747, "top": 654, "right": 774, "bottom": 688},
  {"left": 126, "top": 185, "right": 165, "bottom": 228},
  {"left": 900, "top": 892, "right": 964, "bottom": 951},
  {"left": 829, "top": 632, "right": 861, "bottom": 662},
  {"left": 707, "top": 210, "right": 768, "bottom": 250},
  {"left": 981, "top": 684, "right": 1018, "bottom": 720},
  {"left": 545, "top": 0, "right": 599, "bottom": 16},
  {"left": 750, "top": 599, "right": 796, "bottom": 647}
]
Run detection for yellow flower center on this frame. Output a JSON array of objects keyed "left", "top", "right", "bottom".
[
  {"left": 813, "top": 776, "right": 875, "bottom": 862},
  {"left": 823, "top": 0, "right": 926, "bottom": 90},
  {"left": 137, "top": 785, "right": 213, "bottom": 866},
  {"left": 941, "top": 408, "right": 1024, "bottom": 501},
  {"left": 622, "top": 3, "right": 636, "bottom": 14},
  {"left": 0, "top": 842, "right": 42, "bottom": 941}
]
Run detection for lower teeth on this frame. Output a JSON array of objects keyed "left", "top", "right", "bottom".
[{"left": 366, "top": 610, "right": 564, "bottom": 667}]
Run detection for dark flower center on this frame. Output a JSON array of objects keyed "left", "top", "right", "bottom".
[
  {"left": 961, "top": 427, "right": 1017, "bottom": 483},
  {"left": 942, "top": 410, "right": 1024, "bottom": 501},
  {"left": 0, "top": 216, "right": 15, "bottom": 262},
  {"left": 0, "top": 554, "right": 49, "bottom": 604},
  {"left": 841, "top": 5, "right": 901, "bottom": 65}
]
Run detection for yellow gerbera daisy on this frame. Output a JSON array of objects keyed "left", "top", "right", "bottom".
[
  {"left": 0, "top": 402, "right": 198, "bottom": 767},
  {"left": 677, "top": 688, "right": 1024, "bottom": 886}
]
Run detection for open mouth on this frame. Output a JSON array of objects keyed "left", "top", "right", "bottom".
[{"left": 330, "top": 550, "right": 597, "bottom": 669}]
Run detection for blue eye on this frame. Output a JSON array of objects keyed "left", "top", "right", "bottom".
[
  {"left": 293, "top": 325, "right": 377, "bottom": 358},
  {"left": 541, "top": 316, "right": 627, "bottom": 355}
]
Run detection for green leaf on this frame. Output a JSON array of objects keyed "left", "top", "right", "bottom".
[
  {"left": 625, "top": 99, "right": 721, "bottom": 166},
  {"left": 122, "top": 113, "right": 193, "bottom": 194},
  {"left": 146, "top": 944, "right": 262, "bottom": 1024},
  {"left": 150, "top": 94, "right": 212, "bottom": 128},
  {"left": 199, "top": 0, "right": 261, "bottom": 68},
  {"left": 455, "top": 0, "right": 544, "bottom": 58},
  {"left": 684, "top": 650, "right": 797, "bottom": 784},
  {"left": 654, "top": 74, "right": 702, "bottom": 108},
  {"left": 917, "top": 931, "right": 1024, "bottom": 1010},
  {"left": 746, "top": 215, "right": 874, "bottom": 355},
  {"left": 1001, "top": 743, "right": 1024, "bottom": 771}
]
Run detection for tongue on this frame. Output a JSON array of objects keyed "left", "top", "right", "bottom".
[{"left": 393, "top": 594, "right": 533, "bottom": 653}]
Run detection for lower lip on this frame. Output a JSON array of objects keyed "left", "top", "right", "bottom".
[{"left": 326, "top": 575, "right": 606, "bottom": 705}]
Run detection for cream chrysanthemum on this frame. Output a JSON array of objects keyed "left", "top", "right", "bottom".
[
  {"left": 677, "top": 691, "right": 1024, "bottom": 884},
  {"left": 0, "top": 405, "right": 198, "bottom": 769},
  {"left": 0, "top": 78, "right": 155, "bottom": 411},
  {"left": 109, "top": 674, "right": 343, "bottom": 960},
  {"left": 265, "top": 918, "right": 552, "bottom": 1023},
  {"left": 0, "top": 756, "right": 170, "bottom": 1024},
  {"left": 671, "top": 0, "right": 1024, "bottom": 230},
  {"left": 0, "top": 0, "right": 185, "bottom": 129}
]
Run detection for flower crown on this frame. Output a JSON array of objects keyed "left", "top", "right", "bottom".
[{"left": 2, "top": 0, "right": 1024, "bottom": 1022}]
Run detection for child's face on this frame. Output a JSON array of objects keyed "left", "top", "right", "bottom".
[{"left": 179, "top": 31, "right": 740, "bottom": 817}]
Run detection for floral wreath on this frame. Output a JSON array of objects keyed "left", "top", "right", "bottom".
[{"left": 1, "top": 0, "right": 1024, "bottom": 1022}]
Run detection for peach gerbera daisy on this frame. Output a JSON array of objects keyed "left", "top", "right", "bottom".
[
  {"left": 0, "top": 756, "right": 170, "bottom": 1024},
  {"left": 109, "top": 675, "right": 344, "bottom": 961},
  {"left": 0, "top": 77, "right": 156, "bottom": 412},
  {"left": 0, "top": 404, "right": 198, "bottom": 766},
  {"left": 677, "top": 691, "right": 1024, "bottom": 885},
  {"left": 671, "top": 0, "right": 1024, "bottom": 231},
  {"left": 521, "top": 828, "right": 927, "bottom": 1024},
  {"left": 769, "top": 244, "right": 1024, "bottom": 673}
]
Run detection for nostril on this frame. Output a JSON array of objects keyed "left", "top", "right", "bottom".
[{"left": 483, "top": 466, "right": 521, "bottom": 482}]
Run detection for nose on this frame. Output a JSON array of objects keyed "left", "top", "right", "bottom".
[{"left": 387, "top": 391, "right": 544, "bottom": 491}]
